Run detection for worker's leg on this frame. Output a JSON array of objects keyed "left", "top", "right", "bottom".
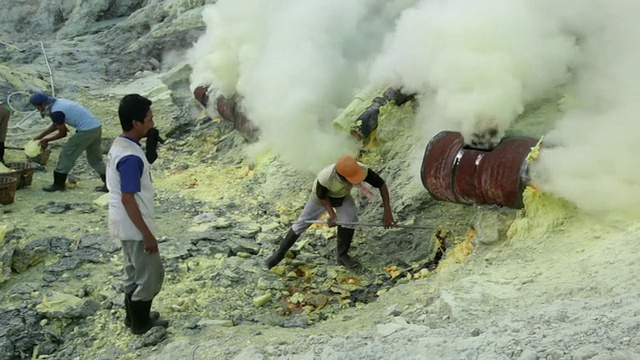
[
  {"left": 335, "top": 196, "right": 359, "bottom": 268},
  {"left": 266, "top": 194, "right": 325, "bottom": 269},
  {"left": 84, "top": 127, "right": 106, "bottom": 177}
]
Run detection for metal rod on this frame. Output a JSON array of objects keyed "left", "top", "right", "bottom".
[
  {"left": 38, "top": 41, "right": 55, "bottom": 97},
  {"left": 304, "top": 220, "right": 431, "bottom": 230}
]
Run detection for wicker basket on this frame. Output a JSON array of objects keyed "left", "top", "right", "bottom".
[
  {"left": 4, "top": 162, "right": 35, "bottom": 189},
  {"left": 26, "top": 149, "right": 51, "bottom": 166},
  {"left": 0, "top": 176, "right": 18, "bottom": 205}
]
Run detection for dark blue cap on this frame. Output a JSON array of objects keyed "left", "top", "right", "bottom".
[{"left": 29, "top": 92, "right": 55, "bottom": 106}]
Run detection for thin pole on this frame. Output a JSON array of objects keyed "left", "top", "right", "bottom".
[
  {"left": 304, "top": 220, "right": 431, "bottom": 230},
  {"left": 38, "top": 41, "right": 55, "bottom": 97}
]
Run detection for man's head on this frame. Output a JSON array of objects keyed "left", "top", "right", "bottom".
[
  {"left": 335, "top": 155, "right": 366, "bottom": 184},
  {"left": 118, "top": 94, "right": 154, "bottom": 138},
  {"left": 29, "top": 92, "right": 55, "bottom": 112}
]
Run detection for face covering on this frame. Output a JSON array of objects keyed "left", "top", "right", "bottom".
[
  {"left": 40, "top": 105, "right": 52, "bottom": 119},
  {"left": 145, "top": 127, "right": 165, "bottom": 164}
]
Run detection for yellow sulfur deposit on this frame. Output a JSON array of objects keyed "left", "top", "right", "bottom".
[
  {"left": 525, "top": 136, "right": 544, "bottom": 164},
  {"left": 24, "top": 140, "right": 42, "bottom": 157},
  {"left": 65, "top": 176, "right": 79, "bottom": 189},
  {"left": 437, "top": 229, "right": 476, "bottom": 270},
  {"left": 507, "top": 186, "right": 577, "bottom": 241}
]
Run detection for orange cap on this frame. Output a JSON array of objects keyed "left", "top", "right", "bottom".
[{"left": 335, "top": 155, "right": 366, "bottom": 184}]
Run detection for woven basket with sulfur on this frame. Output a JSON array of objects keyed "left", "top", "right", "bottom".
[
  {"left": 5, "top": 162, "right": 36, "bottom": 189},
  {"left": 0, "top": 176, "right": 18, "bottom": 205}
]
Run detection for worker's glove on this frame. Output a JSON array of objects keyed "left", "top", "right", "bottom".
[{"left": 145, "top": 127, "right": 165, "bottom": 164}]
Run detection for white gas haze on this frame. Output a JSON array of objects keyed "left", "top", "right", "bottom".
[
  {"left": 187, "top": 0, "right": 415, "bottom": 173},
  {"left": 369, "top": 0, "right": 578, "bottom": 147},
  {"left": 188, "top": 0, "right": 639, "bottom": 213},
  {"left": 531, "top": 0, "right": 640, "bottom": 215}
]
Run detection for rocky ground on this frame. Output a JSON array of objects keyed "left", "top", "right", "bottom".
[{"left": 1, "top": 1, "right": 640, "bottom": 360}]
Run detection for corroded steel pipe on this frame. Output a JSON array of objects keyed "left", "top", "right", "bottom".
[
  {"left": 193, "top": 86, "right": 258, "bottom": 141},
  {"left": 421, "top": 131, "right": 537, "bottom": 209}
]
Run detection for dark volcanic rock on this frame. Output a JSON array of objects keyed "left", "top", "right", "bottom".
[
  {"left": 78, "top": 233, "right": 121, "bottom": 253},
  {"left": 0, "top": 307, "right": 51, "bottom": 360}
]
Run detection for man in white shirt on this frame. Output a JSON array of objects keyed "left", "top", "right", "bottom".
[{"left": 107, "top": 93, "right": 168, "bottom": 335}]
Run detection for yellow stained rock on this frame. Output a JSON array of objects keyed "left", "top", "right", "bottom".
[
  {"left": 413, "top": 268, "right": 431, "bottom": 279},
  {"left": 305, "top": 293, "right": 328, "bottom": 310},
  {"left": 36, "top": 293, "right": 83, "bottom": 313},
  {"left": 253, "top": 293, "right": 272, "bottom": 307},
  {"left": 383, "top": 265, "right": 400, "bottom": 279},
  {"left": 93, "top": 193, "right": 109, "bottom": 207},
  {"left": 288, "top": 292, "right": 305, "bottom": 304},
  {"left": 340, "top": 276, "right": 360, "bottom": 285}
]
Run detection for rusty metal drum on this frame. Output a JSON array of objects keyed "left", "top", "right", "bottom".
[
  {"left": 421, "top": 131, "right": 537, "bottom": 208},
  {"left": 214, "top": 94, "right": 237, "bottom": 120},
  {"left": 193, "top": 86, "right": 209, "bottom": 107},
  {"left": 193, "top": 85, "right": 259, "bottom": 141},
  {"left": 214, "top": 95, "right": 259, "bottom": 141}
]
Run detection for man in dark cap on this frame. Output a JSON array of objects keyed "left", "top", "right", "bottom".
[
  {"left": 265, "top": 155, "right": 395, "bottom": 269},
  {"left": 30, "top": 92, "right": 108, "bottom": 192}
]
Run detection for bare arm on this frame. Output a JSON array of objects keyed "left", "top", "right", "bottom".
[
  {"left": 34, "top": 123, "right": 57, "bottom": 140},
  {"left": 378, "top": 184, "right": 396, "bottom": 228},
  {"left": 318, "top": 197, "right": 338, "bottom": 227},
  {"left": 121, "top": 192, "right": 158, "bottom": 253},
  {"left": 316, "top": 181, "right": 338, "bottom": 227},
  {"left": 37, "top": 124, "right": 68, "bottom": 148}
]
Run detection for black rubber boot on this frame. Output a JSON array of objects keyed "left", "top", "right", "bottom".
[
  {"left": 266, "top": 228, "right": 300, "bottom": 269},
  {"left": 124, "top": 292, "right": 160, "bottom": 328},
  {"left": 42, "top": 171, "right": 67, "bottom": 192},
  {"left": 129, "top": 298, "right": 169, "bottom": 335},
  {"left": 337, "top": 226, "right": 359, "bottom": 269},
  {"left": 0, "top": 142, "right": 5, "bottom": 164},
  {"left": 94, "top": 173, "right": 108, "bottom": 192}
]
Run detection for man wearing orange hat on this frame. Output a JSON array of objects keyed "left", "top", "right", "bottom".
[{"left": 266, "top": 155, "right": 395, "bottom": 269}]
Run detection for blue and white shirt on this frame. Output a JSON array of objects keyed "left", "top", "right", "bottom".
[
  {"left": 48, "top": 99, "right": 101, "bottom": 131},
  {"left": 106, "top": 135, "right": 155, "bottom": 240}
]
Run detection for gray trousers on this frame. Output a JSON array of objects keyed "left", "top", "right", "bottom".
[
  {"left": 291, "top": 194, "right": 358, "bottom": 235},
  {"left": 55, "top": 126, "right": 106, "bottom": 175},
  {"left": 121, "top": 240, "right": 164, "bottom": 302}
]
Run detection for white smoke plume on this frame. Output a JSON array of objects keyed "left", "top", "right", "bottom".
[
  {"left": 186, "top": 0, "right": 414, "bottom": 173},
  {"left": 369, "top": 0, "right": 579, "bottom": 149},
  {"left": 187, "top": 0, "right": 640, "bottom": 214},
  {"left": 531, "top": 0, "right": 640, "bottom": 215}
]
